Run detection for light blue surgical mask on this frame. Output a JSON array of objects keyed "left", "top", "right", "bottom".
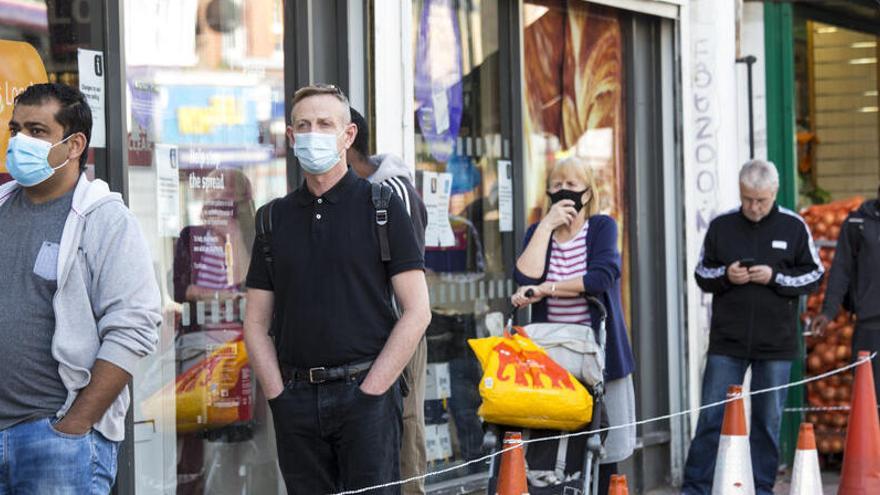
[
  {"left": 6, "top": 132, "right": 74, "bottom": 187},
  {"left": 292, "top": 131, "right": 342, "bottom": 175}
]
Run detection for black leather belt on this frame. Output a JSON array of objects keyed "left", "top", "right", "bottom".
[{"left": 281, "top": 360, "right": 373, "bottom": 384}]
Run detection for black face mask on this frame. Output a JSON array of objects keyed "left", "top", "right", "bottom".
[{"left": 547, "top": 188, "right": 589, "bottom": 213}]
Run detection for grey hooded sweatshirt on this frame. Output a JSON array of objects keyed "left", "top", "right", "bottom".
[
  {"left": 0, "top": 174, "right": 160, "bottom": 441},
  {"left": 821, "top": 198, "right": 880, "bottom": 326},
  {"left": 367, "top": 153, "right": 427, "bottom": 253}
]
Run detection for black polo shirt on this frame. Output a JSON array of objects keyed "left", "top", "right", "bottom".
[{"left": 246, "top": 170, "right": 424, "bottom": 368}]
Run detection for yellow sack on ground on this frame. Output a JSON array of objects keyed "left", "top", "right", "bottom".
[{"left": 469, "top": 330, "right": 593, "bottom": 431}]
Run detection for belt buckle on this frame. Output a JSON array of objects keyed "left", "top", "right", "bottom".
[{"left": 308, "top": 367, "right": 326, "bottom": 384}]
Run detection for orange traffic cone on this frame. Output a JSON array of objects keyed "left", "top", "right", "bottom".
[
  {"left": 608, "top": 474, "right": 629, "bottom": 494},
  {"left": 789, "top": 423, "right": 822, "bottom": 494},
  {"left": 496, "top": 431, "right": 528, "bottom": 495},
  {"left": 711, "top": 385, "right": 754, "bottom": 494},
  {"left": 838, "top": 351, "right": 880, "bottom": 494}
]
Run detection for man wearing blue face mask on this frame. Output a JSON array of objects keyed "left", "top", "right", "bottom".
[
  {"left": 0, "top": 83, "right": 160, "bottom": 493},
  {"left": 243, "top": 84, "right": 431, "bottom": 494}
]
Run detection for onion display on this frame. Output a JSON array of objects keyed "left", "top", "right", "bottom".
[{"left": 800, "top": 196, "right": 863, "bottom": 455}]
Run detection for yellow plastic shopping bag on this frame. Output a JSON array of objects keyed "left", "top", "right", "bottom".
[{"left": 468, "top": 329, "right": 593, "bottom": 431}]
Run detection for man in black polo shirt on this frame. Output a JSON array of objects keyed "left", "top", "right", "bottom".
[{"left": 243, "top": 84, "right": 431, "bottom": 494}]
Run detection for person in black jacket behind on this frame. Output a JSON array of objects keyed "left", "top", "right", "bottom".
[
  {"left": 682, "top": 160, "right": 823, "bottom": 495},
  {"left": 811, "top": 184, "right": 880, "bottom": 405}
]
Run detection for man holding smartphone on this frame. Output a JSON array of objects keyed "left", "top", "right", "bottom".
[{"left": 682, "top": 160, "right": 824, "bottom": 495}]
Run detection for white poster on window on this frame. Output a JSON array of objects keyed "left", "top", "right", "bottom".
[
  {"left": 425, "top": 362, "right": 451, "bottom": 400},
  {"left": 77, "top": 49, "right": 105, "bottom": 148},
  {"left": 425, "top": 423, "right": 453, "bottom": 462},
  {"left": 422, "top": 171, "right": 455, "bottom": 247},
  {"left": 155, "top": 144, "right": 180, "bottom": 237},
  {"left": 497, "top": 160, "right": 513, "bottom": 232}
]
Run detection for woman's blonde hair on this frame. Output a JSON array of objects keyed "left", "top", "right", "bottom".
[{"left": 546, "top": 156, "right": 600, "bottom": 217}]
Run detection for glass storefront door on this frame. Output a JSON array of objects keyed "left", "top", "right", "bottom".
[
  {"left": 412, "top": 0, "right": 510, "bottom": 482},
  {"left": 123, "top": 1, "right": 287, "bottom": 493},
  {"left": 521, "top": 0, "right": 631, "bottom": 323},
  {"left": 412, "top": 0, "right": 635, "bottom": 486}
]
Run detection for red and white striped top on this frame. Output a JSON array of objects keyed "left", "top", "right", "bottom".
[{"left": 545, "top": 221, "right": 591, "bottom": 327}]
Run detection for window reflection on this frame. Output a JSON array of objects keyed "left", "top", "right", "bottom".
[
  {"left": 125, "top": 0, "right": 286, "bottom": 493},
  {"left": 522, "top": 0, "right": 631, "bottom": 326},
  {"left": 413, "top": 0, "right": 504, "bottom": 480}
]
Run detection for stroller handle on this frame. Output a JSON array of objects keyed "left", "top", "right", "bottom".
[{"left": 510, "top": 290, "right": 608, "bottom": 349}]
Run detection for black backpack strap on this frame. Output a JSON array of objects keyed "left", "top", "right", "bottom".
[
  {"left": 255, "top": 199, "right": 281, "bottom": 354},
  {"left": 255, "top": 199, "right": 277, "bottom": 283},
  {"left": 371, "top": 182, "right": 392, "bottom": 262}
]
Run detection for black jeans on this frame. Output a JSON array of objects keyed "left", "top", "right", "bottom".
[{"left": 269, "top": 373, "right": 404, "bottom": 494}]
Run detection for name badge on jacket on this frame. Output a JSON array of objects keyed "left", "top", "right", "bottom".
[{"left": 772, "top": 240, "right": 788, "bottom": 250}]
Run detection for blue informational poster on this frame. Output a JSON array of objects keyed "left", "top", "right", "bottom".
[
  {"left": 446, "top": 151, "right": 481, "bottom": 195},
  {"left": 414, "top": 0, "right": 464, "bottom": 164}
]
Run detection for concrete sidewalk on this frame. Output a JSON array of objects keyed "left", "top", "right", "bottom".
[
  {"left": 773, "top": 469, "right": 841, "bottom": 494},
  {"left": 643, "top": 469, "right": 843, "bottom": 494}
]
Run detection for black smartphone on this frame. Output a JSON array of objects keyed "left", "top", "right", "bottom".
[{"left": 740, "top": 258, "right": 756, "bottom": 268}]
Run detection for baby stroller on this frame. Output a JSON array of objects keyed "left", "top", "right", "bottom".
[{"left": 486, "top": 291, "right": 608, "bottom": 495}]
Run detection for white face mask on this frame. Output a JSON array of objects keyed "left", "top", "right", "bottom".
[
  {"left": 292, "top": 131, "right": 343, "bottom": 175},
  {"left": 6, "top": 133, "right": 74, "bottom": 187}
]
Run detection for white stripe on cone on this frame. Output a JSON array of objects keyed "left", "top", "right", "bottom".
[
  {"left": 789, "top": 449, "right": 822, "bottom": 495},
  {"left": 712, "top": 436, "right": 755, "bottom": 494}
]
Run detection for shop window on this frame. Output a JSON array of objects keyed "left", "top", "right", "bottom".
[
  {"left": 411, "top": 0, "right": 633, "bottom": 483},
  {"left": 412, "top": 0, "right": 507, "bottom": 481},
  {"left": 521, "top": 1, "right": 631, "bottom": 325},
  {"left": 795, "top": 18, "right": 879, "bottom": 206},
  {"left": 123, "top": 0, "right": 287, "bottom": 493}
]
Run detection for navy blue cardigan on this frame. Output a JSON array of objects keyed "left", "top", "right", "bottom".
[{"left": 514, "top": 215, "right": 635, "bottom": 381}]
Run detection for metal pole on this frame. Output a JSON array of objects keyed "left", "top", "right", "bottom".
[{"left": 736, "top": 55, "right": 757, "bottom": 158}]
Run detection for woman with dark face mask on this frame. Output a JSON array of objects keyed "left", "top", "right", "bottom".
[{"left": 510, "top": 157, "right": 635, "bottom": 494}]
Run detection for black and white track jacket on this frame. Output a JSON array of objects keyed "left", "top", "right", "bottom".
[{"left": 695, "top": 204, "right": 823, "bottom": 360}]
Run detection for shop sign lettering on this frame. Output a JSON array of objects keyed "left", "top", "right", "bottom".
[
  {"left": 188, "top": 172, "right": 225, "bottom": 191},
  {"left": 690, "top": 32, "right": 722, "bottom": 351},
  {"left": 692, "top": 37, "right": 719, "bottom": 243},
  {"left": 184, "top": 148, "right": 222, "bottom": 170}
]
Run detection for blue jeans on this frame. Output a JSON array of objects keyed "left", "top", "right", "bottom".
[
  {"left": 0, "top": 417, "right": 119, "bottom": 494},
  {"left": 682, "top": 355, "right": 791, "bottom": 495}
]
